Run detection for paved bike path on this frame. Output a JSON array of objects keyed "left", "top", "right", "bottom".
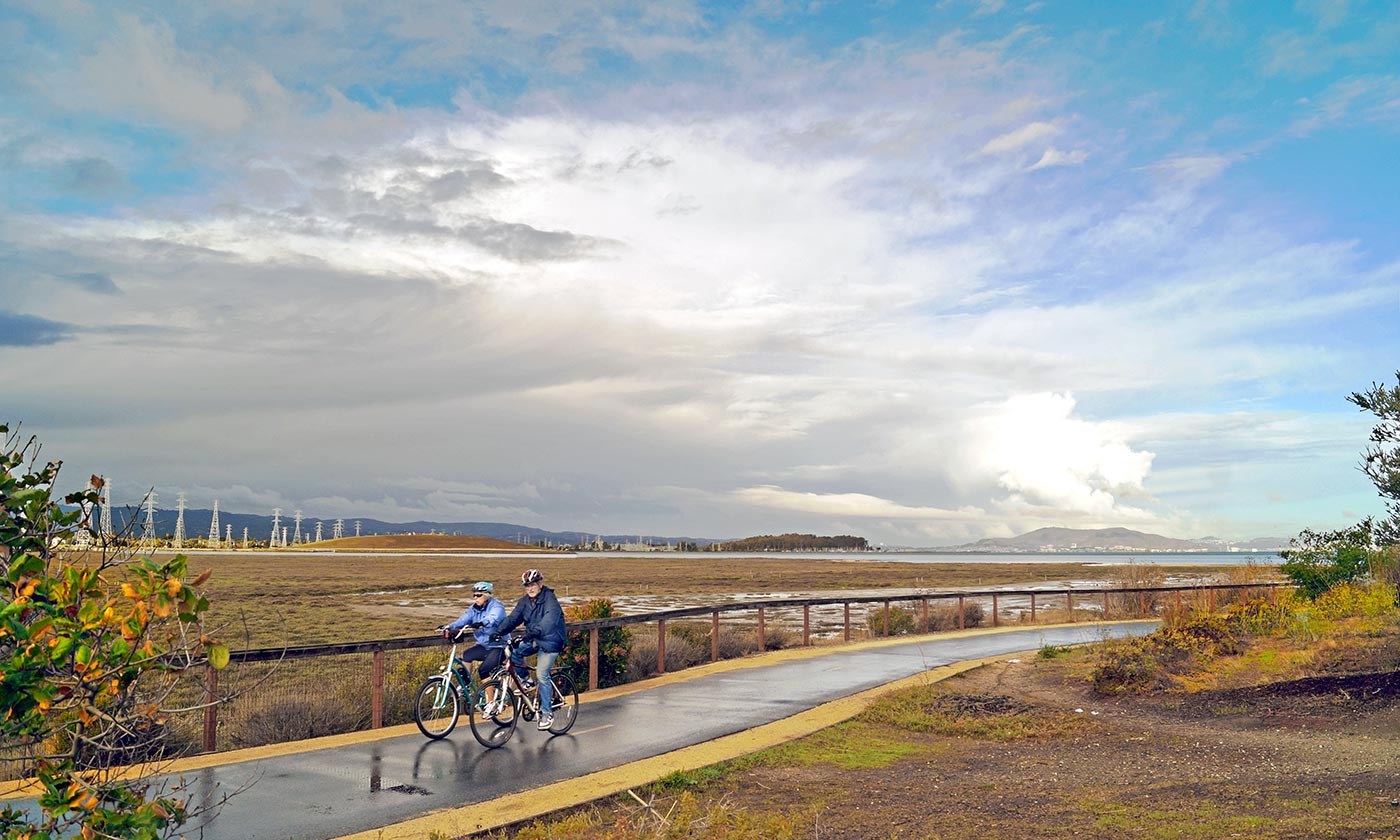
[{"left": 9, "top": 621, "right": 1158, "bottom": 839}]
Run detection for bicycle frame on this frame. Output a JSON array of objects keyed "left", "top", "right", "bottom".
[{"left": 489, "top": 636, "right": 550, "bottom": 718}]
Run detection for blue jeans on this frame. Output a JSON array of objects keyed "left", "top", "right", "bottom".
[{"left": 510, "top": 641, "right": 559, "bottom": 714}]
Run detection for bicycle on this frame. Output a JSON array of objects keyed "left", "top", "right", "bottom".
[
  {"left": 470, "top": 633, "right": 579, "bottom": 749},
  {"left": 413, "top": 630, "right": 490, "bottom": 741}
]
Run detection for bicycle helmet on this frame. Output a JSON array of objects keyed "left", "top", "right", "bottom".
[
  {"left": 521, "top": 568, "right": 543, "bottom": 585},
  {"left": 471, "top": 581, "right": 493, "bottom": 593}
]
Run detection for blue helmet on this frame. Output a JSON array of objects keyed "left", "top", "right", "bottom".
[{"left": 471, "top": 580, "right": 493, "bottom": 593}]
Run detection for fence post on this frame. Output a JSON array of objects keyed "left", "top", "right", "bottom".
[
  {"left": 1030, "top": 593, "right": 1037, "bottom": 622},
  {"left": 711, "top": 610, "right": 720, "bottom": 662},
  {"left": 958, "top": 595, "right": 965, "bottom": 630},
  {"left": 992, "top": 594, "right": 999, "bottom": 627},
  {"left": 1103, "top": 590, "right": 1110, "bottom": 619},
  {"left": 657, "top": 619, "right": 667, "bottom": 675},
  {"left": 1068, "top": 590, "right": 1075, "bottom": 622},
  {"left": 757, "top": 607, "right": 766, "bottom": 652},
  {"left": 922, "top": 598, "right": 929, "bottom": 633},
  {"left": 844, "top": 602, "right": 851, "bottom": 642},
  {"left": 802, "top": 605, "right": 810, "bottom": 646},
  {"left": 883, "top": 601, "right": 891, "bottom": 636},
  {"left": 203, "top": 664, "right": 218, "bottom": 753},
  {"left": 1138, "top": 591, "right": 1146, "bottom": 617},
  {"left": 372, "top": 647, "right": 384, "bottom": 729},
  {"left": 589, "top": 627, "right": 600, "bottom": 691}
]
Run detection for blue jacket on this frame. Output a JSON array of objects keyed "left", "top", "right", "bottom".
[
  {"left": 497, "top": 585, "right": 567, "bottom": 653},
  {"left": 446, "top": 597, "right": 507, "bottom": 648}
]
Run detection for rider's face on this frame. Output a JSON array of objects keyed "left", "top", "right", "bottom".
[{"left": 523, "top": 581, "right": 541, "bottom": 597}]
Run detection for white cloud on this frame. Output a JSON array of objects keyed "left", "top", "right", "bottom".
[
  {"left": 77, "top": 15, "right": 254, "bottom": 133},
  {"left": 978, "top": 120, "right": 1061, "bottom": 156},
  {"left": 733, "top": 486, "right": 987, "bottom": 521},
  {"left": 960, "top": 393, "right": 1156, "bottom": 518},
  {"left": 1027, "top": 146, "right": 1088, "bottom": 170}
]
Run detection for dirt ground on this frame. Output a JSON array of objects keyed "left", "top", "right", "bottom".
[{"left": 526, "top": 651, "right": 1400, "bottom": 840}]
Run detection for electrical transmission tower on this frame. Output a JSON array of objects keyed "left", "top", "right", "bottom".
[
  {"left": 314, "top": 521, "right": 323, "bottom": 542},
  {"left": 173, "top": 492, "right": 187, "bottom": 549},
  {"left": 208, "top": 500, "right": 221, "bottom": 549},
  {"left": 270, "top": 508, "right": 282, "bottom": 548},
  {"left": 293, "top": 510, "right": 303, "bottom": 544},
  {"left": 99, "top": 478, "right": 114, "bottom": 542},
  {"left": 355, "top": 520, "right": 361, "bottom": 537},
  {"left": 225, "top": 524, "right": 233, "bottom": 547},
  {"left": 139, "top": 493, "right": 157, "bottom": 550},
  {"left": 242, "top": 527, "right": 249, "bottom": 548},
  {"left": 332, "top": 519, "right": 344, "bottom": 540}
]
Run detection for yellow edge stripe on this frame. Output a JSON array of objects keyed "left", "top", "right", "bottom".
[{"left": 0, "top": 619, "right": 1140, "bottom": 804}]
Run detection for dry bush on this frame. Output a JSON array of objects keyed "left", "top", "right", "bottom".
[
  {"left": 715, "top": 625, "right": 759, "bottom": 659},
  {"left": 928, "top": 602, "right": 985, "bottom": 631},
  {"left": 224, "top": 692, "right": 368, "bottom": 748},
  {"left": 1106, "top": 563, "right": 1167, "bottom": 617},
  {"left": 626, "top": 630, "right": 706, "bottom": 680}
]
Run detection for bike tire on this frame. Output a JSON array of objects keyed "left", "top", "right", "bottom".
[
  {"left": 413, "top": 676, "right": 460, "bottom": 740},
  {"left": 469, "top": 677, "right": 519, "bottom": 749},
  {"left": 546, "top": 672, "right": 579, "bottom": 735}
]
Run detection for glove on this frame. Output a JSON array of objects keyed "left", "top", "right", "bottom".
[
  {"left": 489, "top": 632, "right": 502, "bottom": 642},
  {"left": 520, "top": 633, "right": 535, "bottom": 644}
]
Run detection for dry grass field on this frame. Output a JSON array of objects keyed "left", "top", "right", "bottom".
[{"left": 161, "top": 547, "right": 1247, "bottom": 649}]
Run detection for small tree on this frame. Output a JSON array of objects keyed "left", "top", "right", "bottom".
[
  {"left": 1, "top": 424, "right": 227, "bottom": 839},
  {"left": 1280, "top": 520, "right": 1376, "bottom": 600},
  {"left": 1349, "top": 373, "right": 1400, "bottom": 545}
]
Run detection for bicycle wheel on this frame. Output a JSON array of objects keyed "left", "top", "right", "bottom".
[
  {"left": 469, "top": 677, "right": 519, "bottom": 749},
  {"left": 414, "top": 676, "right": 460, "bottom": 740},
  {"left": 546, "top": 672, "right": 579, "bottom": 735}
]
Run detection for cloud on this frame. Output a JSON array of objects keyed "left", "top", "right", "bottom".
[
  {"left": 734, "top": 486, "right": 987, "bottom": 520},
  {"left": 77, "top": 15, "right": 253, "bottom": 133},
  {"left": 0, "top": 310, "right": 75, "bottom": 346},
  {"left": 978, "top": 120, "right": 1060, "bottom": 156},
  {"left": 1027, "top": 147, "right": 1088, "bottom": 171},
  {"left": 960, "top": 393, "right": 1156, "bottom": 519}
]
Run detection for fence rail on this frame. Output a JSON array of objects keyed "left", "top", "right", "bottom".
[{"left": 196, "top": 581, "right": 1284, "bottom": 754}]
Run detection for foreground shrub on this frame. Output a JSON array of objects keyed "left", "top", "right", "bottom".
[
  {"left": 558, "top": 598, "right": 631, "bottom": 689},
  {"left": 1281, "top": 521, "right": 1377, "bottom": 599},
  {"left": 1092, "top": 599, "right": 1292, "bottom": 694}
]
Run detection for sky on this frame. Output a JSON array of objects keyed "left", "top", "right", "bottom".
[{"left": 2, "top": 1, "right": 1398, "bottom": 547}]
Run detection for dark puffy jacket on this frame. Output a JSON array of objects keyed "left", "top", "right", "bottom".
[{"left": 498, "top": 585, "right": 568, "bottom": 653}]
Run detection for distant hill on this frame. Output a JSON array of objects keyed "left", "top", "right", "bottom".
[{"left": 953, "top": 527, "right": 1284, "bottom": 553}]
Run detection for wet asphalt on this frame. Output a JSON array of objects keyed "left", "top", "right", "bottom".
[{"left": 62, "top": 622, "right": 1159, "bottom": 838}]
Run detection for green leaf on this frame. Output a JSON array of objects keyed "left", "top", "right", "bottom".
[{"left": 207, "top": 644, "right": 230, "bottom": 670}]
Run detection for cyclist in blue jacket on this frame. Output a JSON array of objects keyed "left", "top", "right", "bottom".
[
  {"left": 440, "top": 580, "right": 508, "bottom": 690},
  {"left": 496, "top": 568, "right": 567, "bottom": 729}
]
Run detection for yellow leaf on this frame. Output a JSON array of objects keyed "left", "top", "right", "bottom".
[
  {"left": 208, "top": 643, "right": 230, "bottom": 670},
  {"left": 121, "top": 583, "right": 139, "bottom": 599},
  {"left": 164, "top": 578, "right": 181, "bottom": 597}
]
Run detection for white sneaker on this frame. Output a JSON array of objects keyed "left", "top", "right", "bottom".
[
  {"left": 537, "top": 714, "right": 554, "bottom": 730},
  {"left": 482, "top": 699, "right": 502, "bottom": 717}
]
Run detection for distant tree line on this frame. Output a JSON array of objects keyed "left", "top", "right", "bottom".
[{"left": 716, "top": 533, "right": 869, "bottom": 551}]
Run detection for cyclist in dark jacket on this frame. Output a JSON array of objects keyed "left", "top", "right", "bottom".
[{"left": 497, "top": 568, "right": 567, "bottom": 729}]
